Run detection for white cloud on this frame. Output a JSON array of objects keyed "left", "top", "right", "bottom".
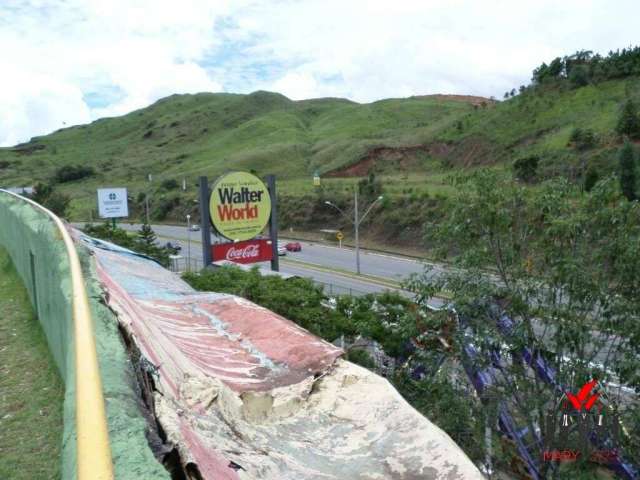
[
  {"left": 1, "top": 0, "right": 639, "bottom": 145},
  {"left": 0, "top": 0, "right": 234, "bottom": 145}
]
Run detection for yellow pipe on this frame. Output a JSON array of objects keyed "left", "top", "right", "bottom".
[{"left": 0, "top": 190, "right": 114, "bottom": 479}]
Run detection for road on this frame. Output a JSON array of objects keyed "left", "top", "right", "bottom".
[
  {"left": 83, "top": 223, "right": 631, "bottom": 376},
  {"left": 113, "top": 223, "right": 439, "bottom": 300}
]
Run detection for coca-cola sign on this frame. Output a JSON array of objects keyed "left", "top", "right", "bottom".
[{"left": 212, "top": 239, "right": 273, "bottom": 264}]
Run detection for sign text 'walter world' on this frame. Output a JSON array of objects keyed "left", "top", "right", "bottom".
[{"left": 209, "top": 172, "right": 271, "bottom": 241}]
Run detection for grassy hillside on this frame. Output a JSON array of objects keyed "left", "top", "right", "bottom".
[{"left": 0, "top": 73, "right": 638, "bottom": 223}]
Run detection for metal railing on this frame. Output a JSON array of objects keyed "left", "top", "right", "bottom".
[{"left": 168, "top": 256, "right": 203, "bottom": 273}]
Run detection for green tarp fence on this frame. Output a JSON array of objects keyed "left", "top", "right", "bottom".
[{"left": 0, "top": 192, "right": 168, "bottom": 479}]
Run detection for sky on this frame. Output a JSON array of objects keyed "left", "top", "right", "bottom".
[{"left": 1, "top": 0, "right": 639, "bottom": 147}]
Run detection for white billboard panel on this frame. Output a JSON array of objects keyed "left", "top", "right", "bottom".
[{"left": 97, "top": 188, "right": 129, "bottom": 218}]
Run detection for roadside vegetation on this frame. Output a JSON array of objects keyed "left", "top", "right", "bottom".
[
  {"left": 0, "top": 248, "right": 64, "bottom": 480},
  {"left": 82, "top": 222, "right": 175, "bottom": 266}
]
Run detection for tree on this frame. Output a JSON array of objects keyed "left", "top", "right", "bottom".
[
  {"left": 616, "top": 99, "right": 640, "bottom": 139},
  {"left": 137, "top": 223, "right": 158, "bottom": 249},
  {"left": 619, "top": 141, "right": 637, "bottom": 200},
  {"left": 568, "top": 64, "right": 589, "bottom": 88},
  {"left": 406, "top": 171, "right": 640, "bottom": 478},
  {"left": 31, "top": 182, "right": 70, "bottom": 217}
]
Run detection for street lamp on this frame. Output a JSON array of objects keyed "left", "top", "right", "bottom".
[
  {"left": 325, "top": 190, "right": 383, "bottom": 275},
  {"left": 186, "top": 214, "right": 191, "bottom": 272}
]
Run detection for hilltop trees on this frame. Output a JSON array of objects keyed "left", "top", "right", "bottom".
[
  {"left": 619, "top": 141, "right": 638, "bottom": 200},
  {"left": 532, "top": 47, "right": 640, "bottom": 87}
]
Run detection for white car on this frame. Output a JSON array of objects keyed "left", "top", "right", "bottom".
[
  {"left": 277, "top": 245, "right": 287, "bottom": 256},
  {"left": 189, "top": 224, "right": 200, "bottom": 231}
]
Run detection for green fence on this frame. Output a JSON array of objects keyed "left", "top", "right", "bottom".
[{"left": 0, "top": 191, "right": 168, "bottom": 479}]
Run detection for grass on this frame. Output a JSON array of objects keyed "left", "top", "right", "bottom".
[
  {"left": 0, "top": 248, "right": 64, "bottom": 480},
  {"left": 1, "top": 75, "right": 638, "bottom": 224}
]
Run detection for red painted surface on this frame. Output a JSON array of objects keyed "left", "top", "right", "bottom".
[{"left": 212, "top": 239, "right": 273, "bottom": 264}]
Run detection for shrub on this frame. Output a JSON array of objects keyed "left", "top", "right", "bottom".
[
  {"left": 583, "top": 166, "right": 599, "bottom": 192},
  {"left": 512, "top": 155, "right": 540, "bottom": 182},
  {"left": 568, "top": 127, "right": 597, "bottom": 150},
  {"left": 161, "top": 178, "right": 179, "bottom": 190},
  {"left": 53, "top": 164, "right": 95, "bottom": 183},
  {"left": 31, "top": 182, "right": 70, "bottom": 217},
  {"left": 619, "top": 141, "right": 637, "bottom": 201},
  {"left": 616, "top": 99, "right": 640, "bottom": 139}
]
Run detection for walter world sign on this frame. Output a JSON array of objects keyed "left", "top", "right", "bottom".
[{"left": 209, "top": 171, "right": 271, "bottom": 241}]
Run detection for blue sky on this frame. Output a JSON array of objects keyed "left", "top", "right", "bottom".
[{"left": 1, "top": 0, "right": 639, "bottom": 146}]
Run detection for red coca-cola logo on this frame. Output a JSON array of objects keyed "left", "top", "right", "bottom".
[
  {"left": 212, "top": 239, "right": 273, "bottom": 264},
  {"left": 226, "top": 244, "right": 259, "bottom": 260}
]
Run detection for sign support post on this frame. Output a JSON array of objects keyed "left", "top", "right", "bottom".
[
  {"left": 266, "top": 174, "right": 279, "bottom": 271},
  {"left": 198, "top": 176, "right": 212, "bottom": 267}
]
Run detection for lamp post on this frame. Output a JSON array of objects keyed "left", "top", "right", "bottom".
[
  {"left": 186, "top": 214, "right": 191, "bottom": 272},
  {"left": 325, "top": 190, "right": 383, "bottom": 275},
  {"left": 145, "top": 173, "right": 152, "bottom": 224}
]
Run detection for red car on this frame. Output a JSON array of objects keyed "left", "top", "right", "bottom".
[{"left": 285, "top": 242, "right": 302, "bottom": 252}]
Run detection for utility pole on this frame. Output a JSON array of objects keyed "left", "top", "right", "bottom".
[
  {"left": 145, "top": 173, "right": 152, "bottom": 224},
  {"left": 198, "top": 176, "right": 212, "bottom": 267},
  {"left": 354, "top": 188, "right": 360, "bottom": 275},
  {"left": 266, "top": 174, "right": 279, "bottom": 272},
  {"left": 186, "top": 214, "right": 191, "bottom": 272},
  {"left": 325, "top": 190, "right": 383, "bottom": 275}
]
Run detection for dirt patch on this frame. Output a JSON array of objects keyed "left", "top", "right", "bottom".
[
  {"left": 326, "top": 137, "right": 494, "bottom": 177},
  {"left": 410, "top": 94, "right": 496, "bottom": 106},
  {"left": 326, "top": 144, "right": 446, "bottom": 177}
]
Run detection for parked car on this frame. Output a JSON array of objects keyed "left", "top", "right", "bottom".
[
  {"left": 189, "top": 224, "right": 200, "bottom": 231},
  {"left": 165, "top": 242, "right": 181, "bottom": 254},
  {"left": 285, "top": 242, "right": 302, "bottom": 252}
]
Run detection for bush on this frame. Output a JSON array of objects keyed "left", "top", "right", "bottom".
[
  {"left": 53, "top": 164, "right": 95, "bottom": 183},
  {"left": 82, "top": 223, "right": 171, "bottom": 266},
  {"left": 619, "top": 141, "right": 637, "bottom": 201},
  {"left": 152, "top": 195, "right": 181, "bottom": 221},
  {"left": 583, "top": 166, "right": 599, "bottom": 192},
  {"left": 568, "top": 127, "right": 597, "bottom": 150},
  {"left": 616, "top": 99, "right": 640, "bottom": 139},
  {"left": 161, "top": 179, "right": 179, "bottom": 190},
  {"left": 31, "top": 182, "right": 70, "bottom": 217},
  {"left": 512, "top": 155, "right": 540, "bottom": 182}
]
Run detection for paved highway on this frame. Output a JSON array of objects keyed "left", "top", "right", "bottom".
[{"left": 113, "top": 223, "right": 439, "bottom": 299}]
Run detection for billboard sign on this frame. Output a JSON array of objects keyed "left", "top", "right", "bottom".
[
  {"left": 212, "top": 239, "right": 273, "bottom": 264},
  {"left": 209, "top": 171, "right": 271, "bottom": 241},
  {"left": 97, "top": 188, "right": 129, "bottom": 218}
]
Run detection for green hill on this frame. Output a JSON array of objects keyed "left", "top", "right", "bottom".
[{"left": 1, "top": 58, "right": 639, "bottom": 223}]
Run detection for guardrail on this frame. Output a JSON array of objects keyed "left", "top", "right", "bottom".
[{"left": 0, "top": 190, "right": 114, "bottom": 479}]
